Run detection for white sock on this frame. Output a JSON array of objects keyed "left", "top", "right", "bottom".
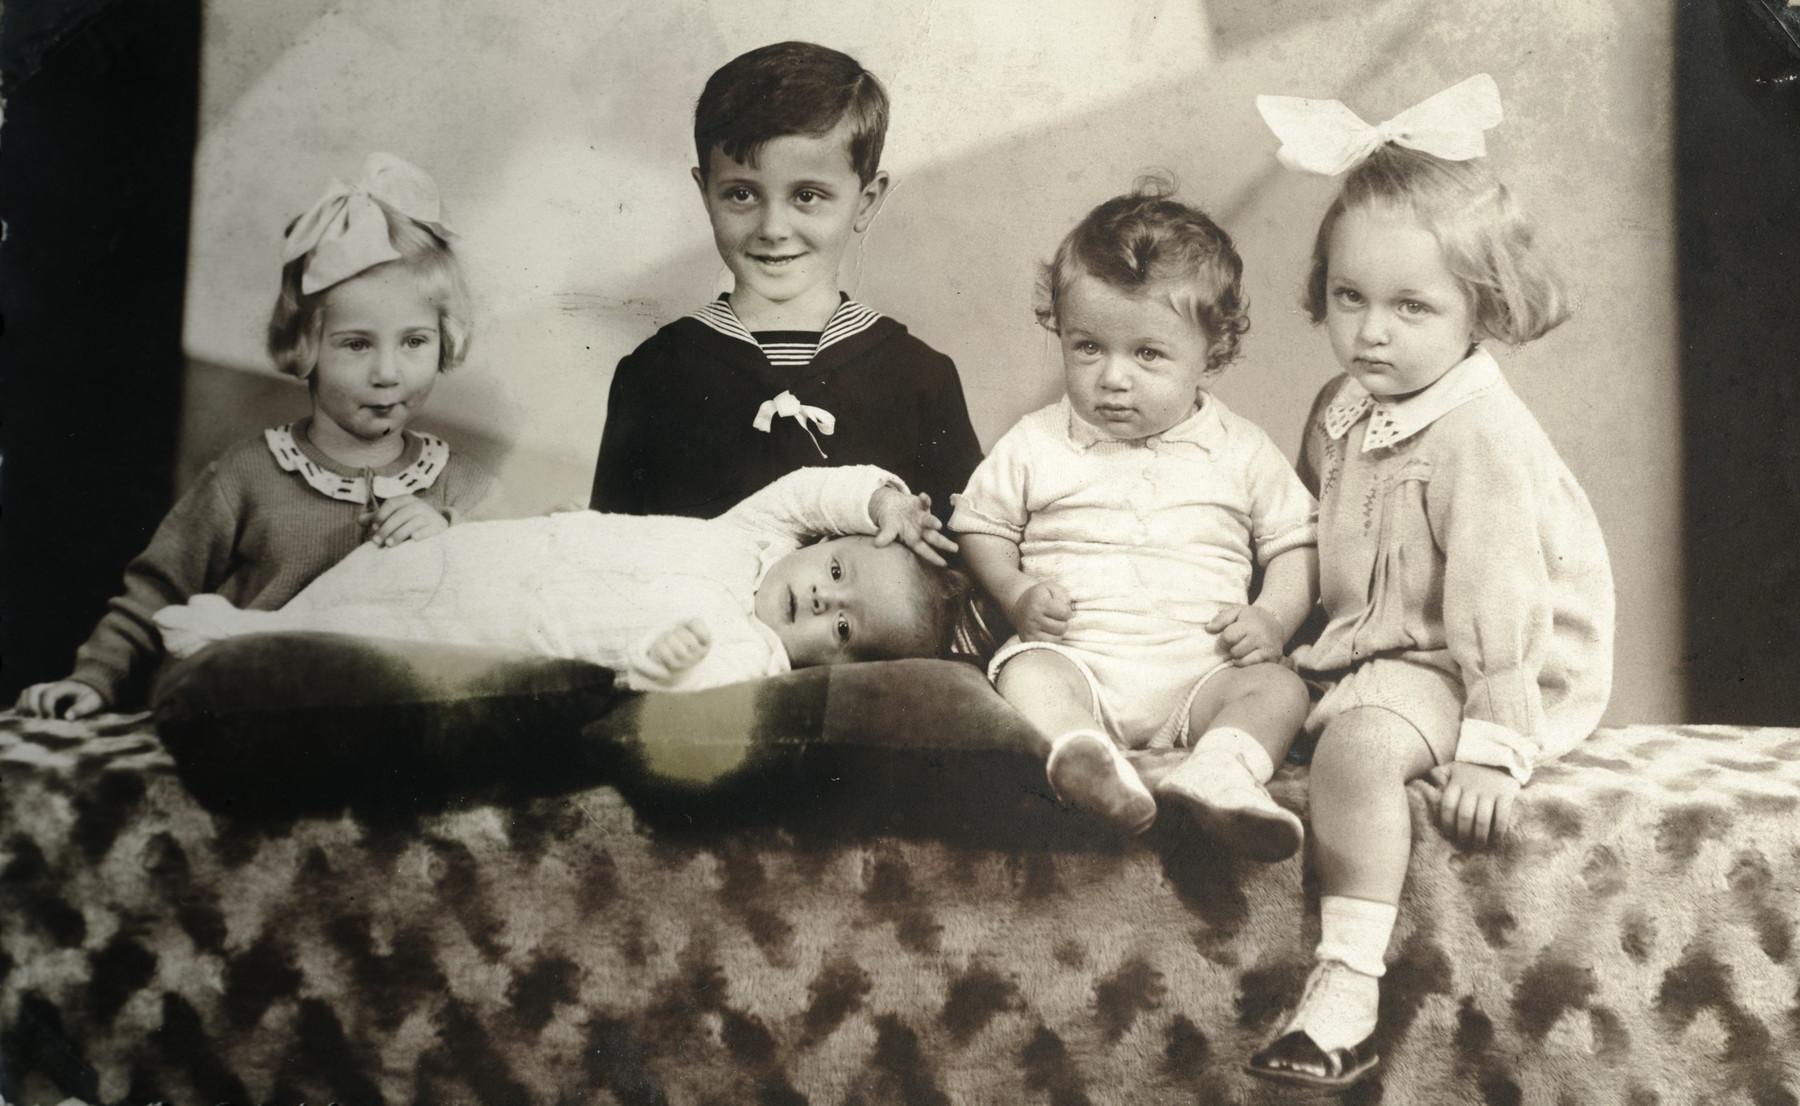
[
  {"left": 1190, "top": 726, "right": 1275, "bottom": 782},
  {"left": 1316, "top": 895, "right": 1396, "bottom": 979}
]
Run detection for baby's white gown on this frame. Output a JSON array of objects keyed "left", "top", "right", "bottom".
[{"left": 155, "top": 466, "right": 900, "bottom": 692}]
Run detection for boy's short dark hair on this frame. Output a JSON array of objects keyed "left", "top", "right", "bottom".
[{"left": 694, "top": 41, "right": 889, "bottom": 185}]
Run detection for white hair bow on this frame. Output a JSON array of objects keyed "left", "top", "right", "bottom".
[
  {"left": 282, "top": 152, "right": 453, "bottom": 294},
  {"left": 1255, "top": 74, "right": 1502, "bottom": 177},
  {"left": 753, "top": 390, "right": 836, "bottom": 458}
]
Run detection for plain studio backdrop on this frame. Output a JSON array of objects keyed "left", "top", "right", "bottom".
[{"left": 29, "top": 0, "right": 1794, "bottom": 729}]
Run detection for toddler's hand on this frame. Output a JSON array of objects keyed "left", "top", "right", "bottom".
[
  {"left": 15, "top": 679, "right": 105, "bottom": 720},
  {"left": 640, "top": 618, "right": 713, "bottom": 682},
  {"left": 360, "top": 494, "right": 449, "bottom": 547},
  {"left": 1205, "top": 604, "right": 1287, "bottom": 666},
  {"left": 870, "top": 487, "right": 958, "bottom": 567},
  {"left": 1011, "top": 580, "right": 1072, "bottom": 642},
  {"left": 1427, "top": 761, "right": 1520, "bottom": 849}
]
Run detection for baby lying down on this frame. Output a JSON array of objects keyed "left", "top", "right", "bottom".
[{"left": 155, "top": 466, "right": 971, "bottom": 692}]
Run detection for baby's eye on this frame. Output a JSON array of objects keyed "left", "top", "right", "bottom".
[
  {"left": 1399, "top": 300, "right": 1431, "bottom": 317},
  {"left": 835, "top": 614, "right": 851, "bottom": 642},
  {"left": 1137, "top": 347, "right": 1165, "bottom": 362},
  {"left": 829, "top": 557, "right": 843, "bottom": 581},
  {"left": 1074, "top": 340, "right": 1100, "bottom": 356}
]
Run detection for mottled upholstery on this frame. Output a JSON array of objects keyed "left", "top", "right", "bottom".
[{"left": 5, "top": 686, "right": 1800, "bottom": 1105}]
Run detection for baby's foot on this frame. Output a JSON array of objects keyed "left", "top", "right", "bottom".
[
  {"left": 1154, "top": 753, "right": 1303, "bottom": 862},
  {"left": 1245, "top": 958, "right": 1381, "bottom": 1089},
  {"left": 1045, "top": 729, "right": 1157, "bottom": 835},
  {"left": 154, "top": 594, "right": 272, "bottom": 658}
]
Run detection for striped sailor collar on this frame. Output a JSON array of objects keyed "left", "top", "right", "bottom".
[
  {"left": 1323, "top": 346, "right": 1506, "bottom": 451},
  {"left": 264, "top": 419, "right": 450, "bottom": 505},
  {"left": 1062, "top": 392, "right": 1224, "bottom": 454},
  {"left": 689, "top": 293, "right": 885, "bottom": 356}
]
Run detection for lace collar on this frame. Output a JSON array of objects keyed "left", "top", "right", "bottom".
[{"left": 264, "top": 421, "right": 450, "bottom": 504}]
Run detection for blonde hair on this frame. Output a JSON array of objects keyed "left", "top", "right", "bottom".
[
  {"left": 1305, "top": 145, "right": 1569, "bottom": 345},
  {"left": 266, "top": 201, "right": 473, "bottom": 378},
  {"left": 1036, "top": 176, "right": 1249, "bottom": 374}
]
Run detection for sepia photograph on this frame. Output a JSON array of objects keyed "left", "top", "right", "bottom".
[{"left": 2, "top": 0, "right": 1797, "bottom": 1101}]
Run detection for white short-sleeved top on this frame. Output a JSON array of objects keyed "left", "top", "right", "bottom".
[{"left": 950, "top": 395, "right": 1316, "bottom": 741}]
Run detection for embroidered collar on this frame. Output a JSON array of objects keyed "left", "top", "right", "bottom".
[
  {"left": 1062, "top": 393, "right": 1223, "bottom": 453},
  {"left": 264, "top": 421, "right": 451, "bottom": 505},
  {"left": 689, "top": 293, "right": 884, "bottom": 356},
  {"left": 1323, "top": 347, "right": 1506, "bottom": 450}
]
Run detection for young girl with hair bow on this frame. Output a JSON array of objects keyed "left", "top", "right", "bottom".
[
  {"left": 16, "top": 153, "right": 496, "bottom": 719},
  {"left": 1244, "top": 76, "right": 1614, "bottom": 1089}
]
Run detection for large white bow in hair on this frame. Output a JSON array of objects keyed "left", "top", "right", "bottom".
[
  {"left": 753, "top": 390, "right": 836, "bottom": 458},
  {"left": 282, "top": 152, "right": 453, "bottom": 293},
  {"left": 1255, "top": 74, "right": 1502, "bottom": 177}
]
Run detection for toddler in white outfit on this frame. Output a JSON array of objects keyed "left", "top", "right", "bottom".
[{"left": 952, "top": 182, "right": 1318, "bottom": 854}]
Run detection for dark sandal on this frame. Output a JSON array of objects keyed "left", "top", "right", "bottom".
[{"left": 1244, "top": 1029, "right": 1380, "bottom": 1090}]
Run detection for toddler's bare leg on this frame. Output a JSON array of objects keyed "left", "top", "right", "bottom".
[
  {"left": 1309, "top": 706, "right": 1435, "bottom": 904},
  {"left": 1157, "top": 662, "right": 1309, "bottom": 860},
  {"left": 1247, "top": 706, "right": 1433, "bottom": 1087},
  {"left": 994, "top": 649, "right": 1156, "bottom": 835}
]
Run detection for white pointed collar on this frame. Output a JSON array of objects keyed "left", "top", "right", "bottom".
[{"left": 1323, "top": 347, "right": 1505, "bottom": 451}]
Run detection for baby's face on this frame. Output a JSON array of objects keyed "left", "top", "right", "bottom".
[
  {"left": 1058, "top": 276, "right": 1214, "bottom": 441},
  {"left": 754, "top": 535, "right": 928, "bottom": 668}
]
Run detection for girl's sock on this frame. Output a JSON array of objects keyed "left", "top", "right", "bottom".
[
  {"left": 1288, "top": 896, "right": 1397, "bottom": 1051},
  {"left": 1317, "top": 895, "right": 1397, "bottom": 978}
]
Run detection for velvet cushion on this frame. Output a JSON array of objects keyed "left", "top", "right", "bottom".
[
  {"left": 152, "top": 631, "right": 620, "bottom": 818},
  {"left": 150, "top": 635, "right": 1046, "bottom": 832}
]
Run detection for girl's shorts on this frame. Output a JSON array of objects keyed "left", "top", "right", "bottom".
[
  {"left": 988, "top": 639, "right": 1232, "bottom": 750},
  {"left": 1302, "top": 655, "right": 1464, "bottom": 764}
]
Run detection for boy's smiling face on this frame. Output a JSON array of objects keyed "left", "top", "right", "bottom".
[
  {"left": 694, "top": 119, "right": 889, "bottom": 331},
  {"left": 753, "top": 535, "right": 928, "bottom": 668}
]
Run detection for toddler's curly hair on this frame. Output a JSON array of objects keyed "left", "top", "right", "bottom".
[{"left": 1036, "top": 175, "right": 1250, "bottom": 374}]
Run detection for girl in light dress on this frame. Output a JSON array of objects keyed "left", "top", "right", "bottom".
[{"left": 1245, "top": 75, "right": 1614, "bottom": 1089}]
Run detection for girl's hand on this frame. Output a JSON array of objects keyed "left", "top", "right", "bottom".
[
  {"left": 1205, "top": 604, "right": 1287, "bottom": 666},
  {"left": 640, "top": 618, "right": 713, "bottom": 681},
  {"left": 1426, "top": 761, "right": 1520, "bottom": 849},
  {"left": 1011, "top": 580, "right": 1072, "bottom": 643},
  {"left": 360, "top": 494, "right": 449, "bottom": 547},
  {"left": 869, "top": 487, "right": 958, "bottom": 567},
  {"left": 16, "top": 679, "right": 106, "bottom": 720}
]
